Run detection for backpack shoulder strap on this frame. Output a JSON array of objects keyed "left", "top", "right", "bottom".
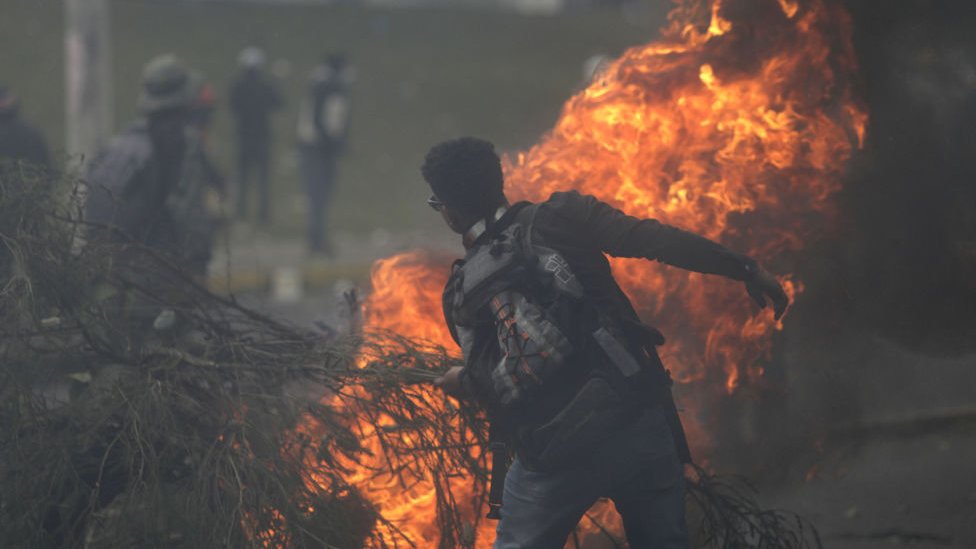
[
  {"left": 515, "top": 202, "right": 540, "bottom": 252},
  {"left": 516, "top": 204, "right": 586, "bottom": 300},
  {"left": 442, "top": 259, "right": 465, "bottom": 344}
]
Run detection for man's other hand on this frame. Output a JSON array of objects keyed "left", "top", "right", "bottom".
[
  {"left": 745, "top": 267, "right": 789, "bottom": 320},
  {"left": 433, "top": 366, "right": 465, "bottom": 397}
]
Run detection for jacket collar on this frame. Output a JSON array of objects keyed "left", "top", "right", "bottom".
[
  {"left": 462, "top": 202, "right": 534, "bottom": 249},
  {"left": 463, "top": 205, "right": 509, "bottom": 248}
]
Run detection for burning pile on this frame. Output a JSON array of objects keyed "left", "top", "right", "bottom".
[
  {"left": 332, "top": 0, "right": 867, "bottom": 546},
  {"left": 1, "top": 168, "right": 825, "bottom": 549}
]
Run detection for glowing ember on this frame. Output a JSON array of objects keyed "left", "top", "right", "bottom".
[{"left": 308, "top": 0, "right": 867, "bottom": 546}]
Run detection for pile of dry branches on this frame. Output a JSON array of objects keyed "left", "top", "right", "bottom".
[{"left": 0, "top": 162, "right": 385, "bottom": 547}]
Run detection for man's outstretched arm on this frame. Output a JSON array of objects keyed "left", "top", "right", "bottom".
[
  {"left": 544, "top": 191, "right": 788, "bottom": 319},
  {"left": 743, "top": 267, "right": 789, "bottom": 320}
]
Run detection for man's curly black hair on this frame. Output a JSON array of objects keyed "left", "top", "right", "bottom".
[{"left": 421, "top": 137, "right": 505, "bottom": 216}]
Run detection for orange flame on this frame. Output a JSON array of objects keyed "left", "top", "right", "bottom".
[
  {"left": 308, "top": 0, "right": 867, "bottom": 546},
  {"left": 363, "top": 250, "right": 455, "bottom": 348}
]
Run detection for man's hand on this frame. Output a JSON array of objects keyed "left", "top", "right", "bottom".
[
  {"left": 433, "top": 366, "right": 466, "bottom": 398},
  {"left": 745, "top": 266, "right": 789, "bottom": 320}
]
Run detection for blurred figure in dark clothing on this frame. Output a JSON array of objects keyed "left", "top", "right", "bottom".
[
  {"left": 188, "top": 77, "right": 226, "bottom": 196},
  {"left": 83, "top": 54, "right": 197, "bottom": 345},
  {"left": 229, "top": 46, "right": 282, "bottom": 224},
  {"left": 189, "top": 78, "right": 218, "bottom": 138},
  {"left": 297, "top": 53, "right": 352, "bottom": 255},
  {"left": 0, "top": 87, "right": 50, "bottom": 168},
  {"left": 174, "top": 73, "right": 227, "bottom": 278},
  {"left": 84, "top": 54, "right": 194, "bottom": 255}
]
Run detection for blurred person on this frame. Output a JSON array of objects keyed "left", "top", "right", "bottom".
[
  {"left": 297, "top": 53, "right": 352, "bottom": 256},
  {"left": 173, "top": 73, "right": 227, "bottom": 278},
  {"left": 0, "top": 86, "right": 50, "bottom": 168},
  {"left": 425, "top": 138, "right": 788, "bottom": 548},
  {"left": 84, "top": 54, "right": 194, "bottom": 256},
  {"left": 188, "top": 77, "right": 218, "bottom": 137},
  {"left": 229, "top": 46, "right": 282, "bottom": 224},
  {"left": 83, "top": 54, "right": 199, "bottom": 345},
  {"left": 187, "top": 75, "right": 226, "bottom": 195}
]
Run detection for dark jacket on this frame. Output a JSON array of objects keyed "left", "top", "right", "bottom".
[
  {"left": 444, "top": 191, "right": 755, "bottom": 463},
  {"left": 83, "top": 122, "right": 181, "bottom": 255},
  {"left": 229, "top": 70, "right": 282, "bottom": 146},
  {"left": 83, "top": 123, "right": 198, "bottom": 344},
  {"left": 0, "top": 110, "right": 50, "bottom": 168},
  {"left": 524, "top": 191, "right": 754, "bottom": 328}
]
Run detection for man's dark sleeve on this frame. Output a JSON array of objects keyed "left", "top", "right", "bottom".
[{"left": 545, "top": 191, "right": 756, "bottom": 280}]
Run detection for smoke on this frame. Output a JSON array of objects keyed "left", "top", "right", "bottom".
[
  {"left": 827, "top": 1, "right": 976, "bottom": 354},
  {"left": 747, "top": 1, "right": 976, "bottom": 479}
]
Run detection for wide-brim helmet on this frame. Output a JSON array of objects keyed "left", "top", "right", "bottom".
[{"left": 138, "top": 54, "right": 195, "bottom": 114}]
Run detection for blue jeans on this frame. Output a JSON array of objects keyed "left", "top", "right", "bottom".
[{"left": 494, "top": 407, "right": 688, "bottom": 549}]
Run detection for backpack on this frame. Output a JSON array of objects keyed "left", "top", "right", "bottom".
[{"left": 444, "top": 205, "right": 672, "bottom": 469}]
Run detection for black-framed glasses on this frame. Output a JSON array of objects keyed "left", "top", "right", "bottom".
[{"left": 426, "top": 194, "right": 445, "bottom": 212}]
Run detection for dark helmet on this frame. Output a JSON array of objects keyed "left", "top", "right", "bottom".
[{"left": 138, "top": 54, "right": 195, "bottom": 114}]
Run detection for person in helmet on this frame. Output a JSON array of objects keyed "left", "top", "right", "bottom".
[
  {"left": 82, "top": 54, "right": 201, "bottom": 345},
  {"left": 297, "top": 52, "right": 353, "bottom": 255},
  {"left": 84, "top": 53, "right": 195, "bottom": 256},
  {"left": 173, "top": 72, "right": 228, "bottom": 278}
]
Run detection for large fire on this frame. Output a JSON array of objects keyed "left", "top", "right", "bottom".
[{"left": 309, "top": 0, "right": 867, "bottom": 546}]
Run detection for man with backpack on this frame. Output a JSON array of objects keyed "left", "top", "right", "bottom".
[
  {"left": 297, "top": 53, "right": 352, "bottom": 255},
  {"left": 424, "top": 137, "right": 788, "bottom": 548}
]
